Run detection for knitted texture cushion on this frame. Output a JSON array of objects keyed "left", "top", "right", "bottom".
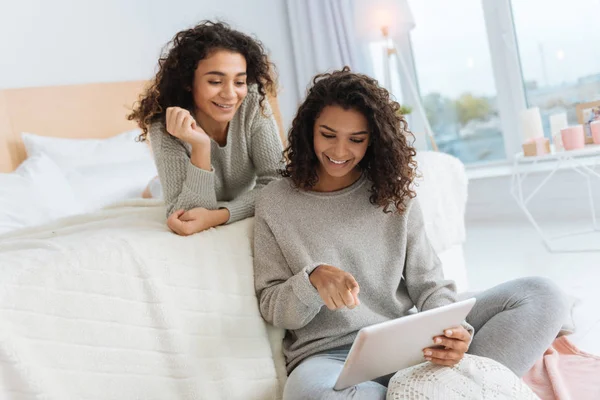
[{"left": 387, "top": 355, "right": 539, "bottom": 399}]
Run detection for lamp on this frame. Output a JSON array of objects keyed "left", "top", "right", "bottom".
[
  {"left": 354, "top": 0, "right": 415, "bottom": 39},
  {"left": 354, "top": 0, "right": 438, "bottom": 151}
]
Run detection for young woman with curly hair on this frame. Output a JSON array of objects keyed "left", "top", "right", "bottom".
[
  {"left": 253, "top": 68, "right": 567, "bottom": 399},
  {"left": 129, "top": 21, "right": 283, "bottom": 235}
]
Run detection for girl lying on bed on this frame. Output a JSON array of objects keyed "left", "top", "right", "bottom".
[
  {"left": 253, "top": 68, "right": 568, "bottom": 399},
  {"left": 129, "top": 21, "right": 283, "bottom": 235}
]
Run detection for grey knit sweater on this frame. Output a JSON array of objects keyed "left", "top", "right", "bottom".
[
  {"left": 148, "top": 85, "right": 283, "bottom": 223},
  {"left": 254, "top": 175, "right": 465, "bottom": 372}
]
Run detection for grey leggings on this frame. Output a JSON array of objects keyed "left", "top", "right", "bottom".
[{"left": 283, "top": 277, "right": 568, "bottom": 400}]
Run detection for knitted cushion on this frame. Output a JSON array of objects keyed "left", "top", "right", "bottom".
[{"left": 387, "top": 354, "right": 539, "bottom": 400}]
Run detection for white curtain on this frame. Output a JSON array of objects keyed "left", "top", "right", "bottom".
[{"left": 286, "top": 0, "right": 368, "bottom": 100}]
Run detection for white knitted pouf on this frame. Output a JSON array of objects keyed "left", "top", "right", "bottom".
[{"left": 386, "top": 355, "right": 539, "bottom": 400}]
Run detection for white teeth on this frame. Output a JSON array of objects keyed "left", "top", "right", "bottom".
[
  {"left": 326, "top": 155, "right": 348, "bottom": 165},
  {"left": 214, "top": 102, "right": 234, "bottom": 109}
]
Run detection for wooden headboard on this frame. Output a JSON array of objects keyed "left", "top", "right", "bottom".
[{"left": 0, "top": 81, "right": 285, "bottom": 173}]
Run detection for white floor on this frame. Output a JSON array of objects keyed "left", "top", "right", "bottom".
[{"left": 463, "top": 217, "right": 600, "bottom": 356}]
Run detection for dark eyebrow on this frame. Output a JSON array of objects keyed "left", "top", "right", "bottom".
[
  {"left": 320, "top": 124, "right": 336, "bottom": 132},
  {"left": 320, "top": 125, "right": 368, "bottom": 135},
  {"left": 204, "top": 71, "right": 247, "bottom": 77}
]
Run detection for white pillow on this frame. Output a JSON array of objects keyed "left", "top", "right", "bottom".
[
  {"left": 67, "top": 159, "right": 158, "bottom": 211},
  {"left": 147, "top": 176, "right": 164, "bottom": 199},
  {"left": 21, "top": 130, "right": 157, "bottom": 212},
  {"left": 21, "top": 130, "right": 149, "bottom": 169},
  {"left": 0, "top": 154, "right": 85, "bottom": 235},
  {"left": 387, "top": 354, "right": 538, "bottom": 400}
]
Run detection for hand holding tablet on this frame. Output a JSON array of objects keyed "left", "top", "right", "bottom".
[{"left": 333, "top": 298, "right": 476, "bottom": 390}]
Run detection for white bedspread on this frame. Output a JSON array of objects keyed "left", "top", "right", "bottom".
[
  {"left": 414, "top": 151, "right": 468, "bottom": 253},
  {"left": 0, "top": 201, "right": 281, "bottom": 400}
]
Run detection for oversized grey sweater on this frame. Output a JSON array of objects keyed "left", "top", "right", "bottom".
[
  {"left": 148, "top": 85, "right": 283, "bottom": 223},
  {"left": 254, "top": 175, "right": 466, "bottom": 372}
]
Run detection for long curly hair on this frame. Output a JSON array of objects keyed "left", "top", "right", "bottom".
[
  {"left": 282, "top": 67, "right": 417, "bottom": 214},
  {"left": 128, "top": 20, "right": 276, "bottom": 141}
]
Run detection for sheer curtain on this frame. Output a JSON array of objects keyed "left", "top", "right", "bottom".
[{"left": 285, "top": 0, "right": 369, "bottom": 100}]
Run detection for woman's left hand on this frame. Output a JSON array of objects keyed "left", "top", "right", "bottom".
[
  {"left": 423, "top": 325, "right": 471, "bottom": 366},
  {"left": 167, "top": 208, "right": 229, "bottom": 236}
]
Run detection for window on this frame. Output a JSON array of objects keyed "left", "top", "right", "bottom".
[
  {"left": 365, "top": 0, "right": 599, "bottom": 166},
  {"left": 369, "top": 40, "right": 405, "bottom": 106},
  {"left": 512, "top": 0, "right": 600, "bottom": 137},
  {"left": 407, "top": 0, "right": 505, "bottom": 164}
]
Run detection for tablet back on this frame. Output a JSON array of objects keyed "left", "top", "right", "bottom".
[{"left": 334, "top": 298, "right": 476, "bottom": 390}]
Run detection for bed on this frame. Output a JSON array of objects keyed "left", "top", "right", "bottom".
[
  {"left": 0, "top": 82, "right": 287, "bottom": 235},
  {"left": 0, "top": 81, "right": 470, "bottom": 399}
]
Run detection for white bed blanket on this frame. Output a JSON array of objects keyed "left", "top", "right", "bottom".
[
  {"left": 414, "top": 151, "right": 468, "bottom": 253},
  {"left": 0, "top": 201, "right": 281, "bottom": 400}
]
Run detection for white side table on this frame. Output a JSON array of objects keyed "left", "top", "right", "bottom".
[{"left": 510, "top": 145, "right": 600, "bottom": 252}]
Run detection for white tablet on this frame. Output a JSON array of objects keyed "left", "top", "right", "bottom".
[{"left": 333, "top": 298, "right": 476, "bottom": 390}]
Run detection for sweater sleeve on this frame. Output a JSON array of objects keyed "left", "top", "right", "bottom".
[
  {"left": 217, "top": 99, "right": 283, "bottom": 224},
  {"left": 403, "top": 198, "right": 474, "bottom": 336},
  {"left": 253, "top": 202, "right": 324, "bottom": 330},
  {"left": 148, "top": 123, "right": 218, "bottom": 216}
]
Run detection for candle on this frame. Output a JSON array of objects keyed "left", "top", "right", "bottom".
[
  {"left": 561, "top": 125, "right": 585, "bottom": 150},
  {"left": 550, "top": 113, "right": 568, "bottom": 151},
  {"left": 591, "top": 120, "right": 600, "bottom": 144},
  {"left": 520, "top": 107, "right": 544, "bottom": 142},
  {"left": 549, "top": 113, "right": 568, "bottom": 136}
]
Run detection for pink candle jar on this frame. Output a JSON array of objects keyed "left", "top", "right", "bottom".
[
  {"left": 561, "top": 125, "right": 585, "bottom": 150},
  {"left": 591, "top": 120, "right": 600, "bottom": 145}
]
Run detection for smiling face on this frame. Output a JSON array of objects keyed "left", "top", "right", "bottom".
[
  {"left": 192, "top": 49, "right": 248, "bottom": 124},
  {"left": 312, "top": 105, "right": 370, "bottom": 191}
]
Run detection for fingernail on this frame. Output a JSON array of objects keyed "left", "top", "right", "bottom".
[
  {"left": 435, "top": 338, "right": 441, "bottom": 344},
  {"left": 424, "top": 351, "right": 432, "bottom": 356},
  {"left": 425, "top": 357, "right": 432, "bottom": 361},
  {"left": 445, "top": 330, "right": 453, "bottom": 336}
]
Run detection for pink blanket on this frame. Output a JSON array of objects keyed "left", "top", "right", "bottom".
[{"left": 523, "top": 336, "right": 600, "bottom": 400}]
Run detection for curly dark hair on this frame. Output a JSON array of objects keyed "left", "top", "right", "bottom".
[
  {"left": 128, "top": 20, "right": 276, "bottom": 141},
  {"left": 282, "top": 67, "right": 417, "bottom": 214}
]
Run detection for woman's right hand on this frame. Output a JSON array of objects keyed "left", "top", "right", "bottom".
[
  {"left": 309, "top": 264, "right": 360, "bottom": 310},
  {"left": 165, "top": 107, "right": 210, "bottom": 146}
]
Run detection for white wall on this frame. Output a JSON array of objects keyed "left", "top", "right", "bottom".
[{"left": 0, "top": 0, "right": 299, "bottom": 127}]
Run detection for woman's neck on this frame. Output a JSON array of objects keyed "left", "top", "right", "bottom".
[
  {"left": 312, "top": 167, "right": 362, "bottom": 193},
  {"left": 195, "top": 111, "right": 229, "bottom": 147}
]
